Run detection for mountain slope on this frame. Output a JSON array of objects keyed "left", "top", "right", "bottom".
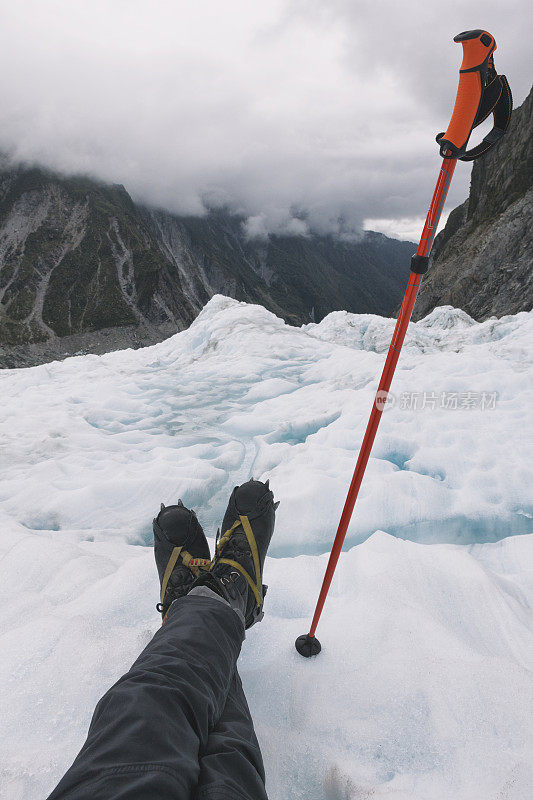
[
  {"left": 0, "top": 168, "right": 196, "bottom": 350},
  {"left": 414, "top": 86, "right": 533, "bottom": 321},
  {"left": 0, "top": 163, "right": 414, "bottom": 366}
]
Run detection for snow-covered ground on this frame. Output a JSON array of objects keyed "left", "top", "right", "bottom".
[{"left": 1, "top": 295, "right": 532, "bottom": 800}]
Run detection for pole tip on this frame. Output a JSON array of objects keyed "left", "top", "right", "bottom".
[{"left": 295, "top": 633, "right": 321, "bottom": 657}]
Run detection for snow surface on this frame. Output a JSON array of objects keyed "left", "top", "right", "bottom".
[{"left": 1, "top": 295, "right": 532, "bottom": 799}]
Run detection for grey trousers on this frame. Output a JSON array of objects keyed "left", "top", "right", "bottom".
[{"left": 46, "top": 594, "right": 268, "bottom": 800}]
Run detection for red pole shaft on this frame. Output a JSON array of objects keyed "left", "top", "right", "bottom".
[{"left": 308, "top": 155, "right": 457, "bottom": 639}]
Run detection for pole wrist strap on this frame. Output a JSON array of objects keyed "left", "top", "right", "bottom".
[{"left": 436, "top": 30, "right": 513, "bottom": 162}]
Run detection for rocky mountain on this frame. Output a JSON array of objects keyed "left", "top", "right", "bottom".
[
  {"left": 0, "top": 164, "right": 414, "bottom": 367},
  {"left": 414, "top": 86, "right": 533, "bottom": 321}
]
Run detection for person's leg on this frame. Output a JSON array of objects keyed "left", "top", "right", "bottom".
[
  {"left": 46, "top": 592, "right": 245, "bottom": 800},
  {"left": 46, "top": 480, "right": 277, "bottom": 800},
  {"left": 191, "top": 478, "right": 277, "bottom": 800},
  {"left": 195, "top": 669, "right": 268, "bottom": 800}
]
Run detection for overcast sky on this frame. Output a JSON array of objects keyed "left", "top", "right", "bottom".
[{"left": 0, "top": 1, "right": 530, "bottom": 241}]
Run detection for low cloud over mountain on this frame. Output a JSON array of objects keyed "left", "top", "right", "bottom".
[{"left": 0, "top": 1, "right": 529, "bottom": 238}]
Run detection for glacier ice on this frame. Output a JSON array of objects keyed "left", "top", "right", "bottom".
[{"left": 0, "top": 296, "right": 532, "bottom": 799}]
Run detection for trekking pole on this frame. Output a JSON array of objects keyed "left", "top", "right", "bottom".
[{"left": 296, "top": 30, "right": 512, "bottom": 657}]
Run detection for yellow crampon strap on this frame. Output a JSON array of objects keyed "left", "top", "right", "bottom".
[
  {"left": 160, "top": 546, "right": 182, "bottom": 604},
  {"left": 216, "top": 515, "right": 263, "bottom": 608},
  {"left": 181, "top": 550, "right": 212, "bottom": 576},
  {"left": 160, "top": 546, "right": 211, "bottom": 604},
  {"left": 162, "top": 514, "right": 264, "bottom": 614},
  {"left": 216, "top": 519, "right": 241, "bottom": 552}
]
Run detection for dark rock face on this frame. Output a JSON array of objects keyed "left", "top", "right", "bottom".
[
  {"left": 414, "top": 86, "right": 533, "bottom": 321},
  {"left": 0, "top": 170, "right": 195, "bottom": 352},
  {"left": 0, "top": 163, "right": 414, "bottom": 366}
]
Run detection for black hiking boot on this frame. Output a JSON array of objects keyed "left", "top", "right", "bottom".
[
  {"left": 191, "top": 479, "right": 278, "bottom": 629},
  {"left": 153, "top": 500, "right": 212, "bottom": 620}
]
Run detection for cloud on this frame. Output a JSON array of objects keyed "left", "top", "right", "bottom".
[{"left": 0, "top": 0, "right": 530, "bottom": 238}]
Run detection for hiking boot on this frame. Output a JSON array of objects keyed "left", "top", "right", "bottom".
[
  {"left": 191, "top": 479, "right": 278, "bottom": 629},
  {"left": 153, "top": 500, "right": 211, "bottom": 620}
]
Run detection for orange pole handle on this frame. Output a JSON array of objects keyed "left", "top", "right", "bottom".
[{"left": 439, "top": 30, "right": 496, "bottom": 157}]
